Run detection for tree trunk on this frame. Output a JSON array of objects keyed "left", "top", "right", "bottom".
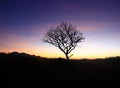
[{"left": 65, "top": 53, "right": 69, "bottom": 61}]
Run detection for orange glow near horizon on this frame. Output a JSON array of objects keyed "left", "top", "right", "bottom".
[{"left": 1, "top": 44, "right": 120, "bottom": 59}]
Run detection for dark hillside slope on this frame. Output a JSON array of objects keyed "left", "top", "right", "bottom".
[{"left": 0, "top": 52, "right": 120, "bottom": 88}]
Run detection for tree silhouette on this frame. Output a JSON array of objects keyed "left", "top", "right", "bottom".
[{"left": 44, "top": 22, "right": 84, "bottom": 60}]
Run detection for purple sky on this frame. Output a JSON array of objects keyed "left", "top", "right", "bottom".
[{"left": 0, "top": 0, "right": 120, "bottom": 59}]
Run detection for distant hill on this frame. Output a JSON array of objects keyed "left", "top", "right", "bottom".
[{"left": 0, "top": 52, "right": 120, "bottom": 88}]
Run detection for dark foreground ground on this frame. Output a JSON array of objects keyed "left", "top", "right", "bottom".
[{"left": 0, "top": 52, "right": 120, "bottom": 88}]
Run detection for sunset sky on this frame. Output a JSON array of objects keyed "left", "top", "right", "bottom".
[{"left": 0, "top": 0, "right": 120, "bottom": 59}]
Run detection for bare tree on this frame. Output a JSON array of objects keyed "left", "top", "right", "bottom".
[{"left": 44, "top": 22, "right": 84, "bottom": 60}]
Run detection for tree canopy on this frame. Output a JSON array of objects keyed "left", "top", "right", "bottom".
[{"left": 44, "top": 22, "right": 84, "bottom": 60}]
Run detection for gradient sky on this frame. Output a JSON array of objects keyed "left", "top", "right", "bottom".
[{"left": 0, "top": 0, "right": 120, "bottom": 59}]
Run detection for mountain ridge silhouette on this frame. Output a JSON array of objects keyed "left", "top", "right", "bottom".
[{"left": 0, "top": 52, "right": 120, "bottom": 88}]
